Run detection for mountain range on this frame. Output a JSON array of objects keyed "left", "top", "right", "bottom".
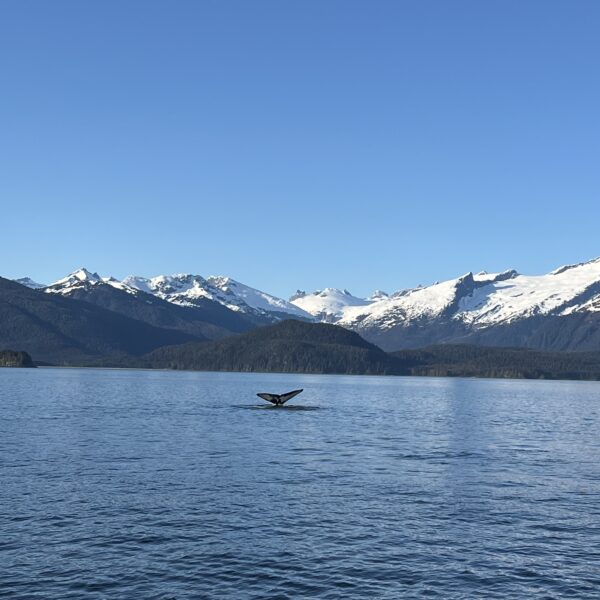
[{"left": 14, "top": 257, "right": 600, "bottom": 355}]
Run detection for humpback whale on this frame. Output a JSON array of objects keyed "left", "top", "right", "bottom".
[{"left": 256, "top": 389, "right": 303, "bottom": 406}]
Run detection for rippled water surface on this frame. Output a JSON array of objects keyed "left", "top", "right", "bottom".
[{"left": 2, "top": 368, "right": 600, "bottom": 598}]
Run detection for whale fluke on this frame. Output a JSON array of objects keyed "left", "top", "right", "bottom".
[{"left": 256, "top": 389, "right": 303, "bottom": 406}]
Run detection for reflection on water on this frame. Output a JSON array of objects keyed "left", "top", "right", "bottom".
[{"left": 1, "top": 368, "right": 600, "bottom": 599}]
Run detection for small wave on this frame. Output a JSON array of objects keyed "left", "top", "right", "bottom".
[{"left": 231, "top": 404, "right": 322, "bottom": 411}]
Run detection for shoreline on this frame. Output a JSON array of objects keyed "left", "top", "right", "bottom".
[{"left": 32, "top": 363, "right": 600, "bottom": 384}]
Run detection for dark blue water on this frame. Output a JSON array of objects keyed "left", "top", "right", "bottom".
[{"left": 2, "top": 368, "right": 600, "bottom": 599}]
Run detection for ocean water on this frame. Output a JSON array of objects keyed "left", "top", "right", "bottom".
[{"left": 1, "top": 368, "right": 600, "bottom": 599}]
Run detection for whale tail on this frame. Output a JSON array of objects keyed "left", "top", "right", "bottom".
[{"left": 256, "top": 389, "right": 304, "bottom": 406}]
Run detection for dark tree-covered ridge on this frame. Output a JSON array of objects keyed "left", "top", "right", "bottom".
[
  {"left": 393, "top": 344, "right": 600, "bottom": 381},
  {"left": 140, "top": 320, "right": 600, "bottom": 381},
  {"left": 142, "top": 319, "right": 400, "bottom": 375}
]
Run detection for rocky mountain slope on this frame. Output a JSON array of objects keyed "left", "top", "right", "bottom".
[
  {"left": 123, "top": 273, "right": 311, "bottom": 321},
  {"left": 0, "top": 277, "right": 199, "bottom": 364}
]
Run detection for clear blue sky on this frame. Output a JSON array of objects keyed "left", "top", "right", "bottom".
[{"left": 1, "top": 1, "right": 599, "bottom": 298}]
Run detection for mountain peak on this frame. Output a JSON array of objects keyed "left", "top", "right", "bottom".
[
  {"left": 14, "top": 277, "right": 46, "bottom": 289},
  {"left": 46, "top": 268, "right": 143, "bottom": 298},
  {"left": 50, "top": 268, "right": 103, "bottom": 288},
  {"left": 369, "top": 290, "right": 389, "bottom": 301},
  {"left": 74, "top": 267, "right": 101, "bottom": 281},
  {"left": 289, "top": 290, "right": 307, "bottom": 302}
]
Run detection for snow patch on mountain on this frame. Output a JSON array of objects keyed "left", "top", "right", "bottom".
[
  {"left": 123, "top": 274, "right": 210, "bottom": 305},
  {"left": 14, "top": 277, "right": 46, "bottom": 289},
  {"left": 120, "top": 275, "right": 154, "bottom": 295},
  {"left": 368, "top": 290, "right": 389, "bottom": 301},
  {"left": 473, "top": 269, "right": 518, "bottom": 283},
  {"left": 290, "top": 288, "right": 371, "bottom": 322},
  {"left": 206, "top": 276, "right": 311, "bottom": 317}
]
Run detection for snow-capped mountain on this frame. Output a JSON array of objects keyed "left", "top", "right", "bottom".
[
  {"left": 42, "top": 268, "right": 311, "bottom": 323},
  {"left": 336, "top": 270, "right": 519, "bottom": 331},
  {"left": 41, "top": 267, "right": 260, "bottom": 341},
  {"left": 123, "top": 273, "right": 312, "bottom": 320},
  {"left": 287, "top": 259, "right": 600, "bottom": 351},
  {"left": 338, "top": 261, "right": 600, "bottom": 328},
  {"left": 336, "top": 259, "right": 600, "bottom": 350},
  {"left": 45, "top": 268, "right": 140, "bottom": 296}
]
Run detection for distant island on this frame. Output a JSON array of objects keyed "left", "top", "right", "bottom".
[{"left": 0, "top": 350, "right": 36, "bottom": 368}]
